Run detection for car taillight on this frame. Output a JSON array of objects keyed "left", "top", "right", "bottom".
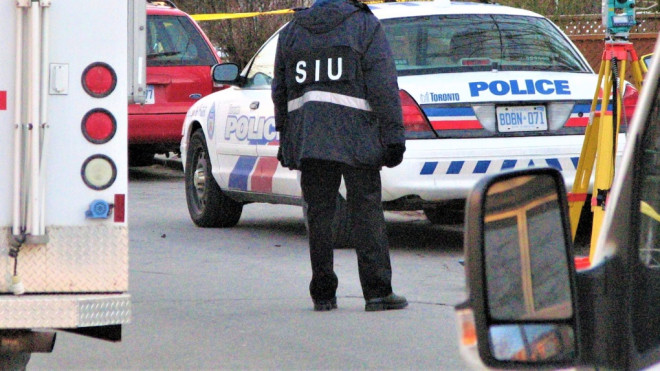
[
  {"left": 622, "top": 83, "right": 638, "bottom": 127},
  {"left": 399, "top": 90, "right": 436, "bottom": 139}
]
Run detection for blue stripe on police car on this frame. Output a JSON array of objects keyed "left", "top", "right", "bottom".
[{"left": 420, "top": 157, "right": 580, "bottom": 175}]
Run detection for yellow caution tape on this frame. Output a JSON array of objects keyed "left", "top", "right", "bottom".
[
  {"left": 191, "top": 9, "right": 294, "bottom": 21},
  {"left": 641, "top": 201, "right": 660, "bottom": 222},
  {"left": 190, "top": 0, "right": 423, "bottom": 21}
]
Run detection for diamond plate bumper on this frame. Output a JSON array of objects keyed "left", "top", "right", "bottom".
[
  {"left": 0, "top": 293, "right": 130, "bottom": 329},
  {"left": 1, "top": 226, "right": 128, "bottom": 293}
]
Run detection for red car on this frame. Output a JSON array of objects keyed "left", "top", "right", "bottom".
[{"left": 129, "top": 0, "right": 222, "bottom": 166}]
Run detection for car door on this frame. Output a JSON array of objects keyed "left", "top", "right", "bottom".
[
  {"left": 129, "top": 13, "right": 219, "bottom": 144},
  {"left": 216, "top": 33, "right": 301, "bottom": 198},
  {"left": 628, "top": 70, "right": 660, "bottom": 367}
]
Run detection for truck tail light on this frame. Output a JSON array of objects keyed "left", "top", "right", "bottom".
[
  {"left": 81, "top": 108, "right": 116, "bottom": 144},
  {"left": 400, "top": 90, "right": 435, "bottom": 139},
  {"left": 81, "top": 155, "right": 117, "bottom": 190},
  {"left": 82, "top": 62, "right": 117, "bottom": 98},
  {"left": 114, "top": 194, "right": 125, "bottom": 223}
]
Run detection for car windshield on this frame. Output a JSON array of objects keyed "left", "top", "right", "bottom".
[
  {"left": 381, "top": 14, "right": 589, "bottom": 76},
  {"left": 147, "top": 15, "right": 216, "bottom": 67}
]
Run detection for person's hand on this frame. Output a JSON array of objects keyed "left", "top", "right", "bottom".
[{"left": 383, "top": 143, "right": 405, "bottom": 168}]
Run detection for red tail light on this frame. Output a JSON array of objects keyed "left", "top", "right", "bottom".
[
  {"left": 81, "top": 62, "right": 117, "bottom": 98},
  {"left": 622, "top": 83, "right": 638, "bottom": 126},
  {"left": 81, "top": 108, "right": 116, "bottom": 144},
  {"left": 399, "top": 90, "right": 436, "bottom": 139}
]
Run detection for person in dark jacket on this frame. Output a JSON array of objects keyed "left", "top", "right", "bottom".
[{"left": 272, "top": 0, "right": 407, "bottom": 312}]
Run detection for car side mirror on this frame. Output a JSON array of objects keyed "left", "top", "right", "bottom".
[
  {"left": 463, "top": 167, "right": 580, "bottom": 368},
  {"left": 212, "top": 63, "right": 241, "bottom": 85},
  {"left": 642, "top": 53, "right": 652, "bottom": 73}
]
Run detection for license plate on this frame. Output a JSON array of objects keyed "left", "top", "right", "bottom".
[
  {"left": 496, "top": 105, "right": 547, "bottom": 132},
  {"left": 144, "top": 85, "right": 155, "bottom": 104}
]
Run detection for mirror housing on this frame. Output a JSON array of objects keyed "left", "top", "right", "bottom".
[
  {"left": 641, "top": 53, "right": 652, "bottom": 73},
  {"left": 212, "top": 63, "right": 243, "bottom": 85},
  {"left": 462, "top": 167, "right": 580, "bottom": 368}
]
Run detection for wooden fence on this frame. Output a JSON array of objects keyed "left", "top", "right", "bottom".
[{"left": 551, "top": 13, "right": 660, "bottom": 75}]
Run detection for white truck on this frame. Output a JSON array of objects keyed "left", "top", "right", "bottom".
[{"left": 0, "top": 0, "right": 145, "bottom": 367}]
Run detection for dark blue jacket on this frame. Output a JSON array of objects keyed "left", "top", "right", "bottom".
[{"left": 271, "top": 0, "right": 405, "bottom": 170}]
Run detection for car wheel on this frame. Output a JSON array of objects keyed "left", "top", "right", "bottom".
[
  {"left": 424, "top": 202, "right": 464, "bottom": 225},
  {"left": 185, "top": 130, "right": 242, "bottom": 228},
  {"left": 128, "top": 150, "right": 155, "bottom": 167},
  {"left": 302, "top": 194, "right": 352, "bottom": 249}
]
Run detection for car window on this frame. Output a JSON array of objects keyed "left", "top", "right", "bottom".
[
  {"left": 147, "top": 15, "right": 216, "bottom": 67},
  {"left": 632, "top": 80, "right": 660, "bottom": 354},
  {"left": 381, "top": 14, "right": 589, "bottom": 76},
  {"left": 244, "top": 34, "right": 279, "bottom": 88}
]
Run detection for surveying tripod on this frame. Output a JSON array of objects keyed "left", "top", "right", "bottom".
[{"left": 568, "top": 38, "right": 645, "bottom": 261}]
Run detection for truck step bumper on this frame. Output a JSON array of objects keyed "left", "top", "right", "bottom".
[{"left": 0, "top": 293, "right": 130, "bottom": 329}]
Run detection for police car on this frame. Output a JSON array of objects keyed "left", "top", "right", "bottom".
[{"left": 180, "top": 0, "right": 636, "bottom": 232}]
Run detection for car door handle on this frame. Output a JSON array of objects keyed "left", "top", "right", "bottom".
[{"left": 250, "top": 101, "right": 260, "bottom": 110}]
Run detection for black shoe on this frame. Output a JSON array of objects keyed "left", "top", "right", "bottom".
[
  {"left": 365, "top": 293, "right": 408, "bottom": 312},
  {"left": 313, "top": 297, "right": 337, "bottom": 311}
]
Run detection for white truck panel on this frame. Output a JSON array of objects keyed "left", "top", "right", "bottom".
[{"left": 0, "top": 0, "right": 133, "bottom": 330}]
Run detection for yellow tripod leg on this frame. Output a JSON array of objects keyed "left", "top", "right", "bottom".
[
  {"left": 569, "top": 113, "right": 599, "bottom": 239},
  {"left": 631, "top": 57, "right": 645, "bottom": 90},
  {"left": 590, "top": 112, "right": 616, "bottom": 258},
  {"left": 589, "top": 58, "right": 617, "bottom": 259},
  {"left": 569, "top": 59, "right": 609, "bottom": 240}
]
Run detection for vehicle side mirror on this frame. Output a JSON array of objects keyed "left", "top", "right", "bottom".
[
  {"left": 212, "top": 63, "right": 241, "bottom": 85},
  {"left": 463, "top": 167, "right": 580, "bottom": 368},
  {"left": 642, "top": 53, "right": 652, "bottom": 73}
]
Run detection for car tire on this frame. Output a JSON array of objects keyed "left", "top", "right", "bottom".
[
  {"left": 185, "top": 130, "right": 242, "bottom": 228},
  {"left": 302, "top": 194, "right": 352, "bottom": 249},
  {"left": 424, "top": 202, "right": 464, "bottom": 225}
]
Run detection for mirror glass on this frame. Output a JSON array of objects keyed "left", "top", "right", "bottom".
[
  {"left": 489, "top": 324, "right": 576, "bottom": 361},
  {"left": 213, "top": 63, "right": 239, "bottom": 82},
  {"left": 483, "top": 174, "right": 573, "bottom": 320}
]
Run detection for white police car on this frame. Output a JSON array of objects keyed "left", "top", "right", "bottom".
[{"left": 180, "top": 0, "right": 637, "bottom": 233}]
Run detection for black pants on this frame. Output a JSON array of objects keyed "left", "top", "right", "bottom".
[{"left": 300, "top": 159, "right": 393, "bottom": 301}]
